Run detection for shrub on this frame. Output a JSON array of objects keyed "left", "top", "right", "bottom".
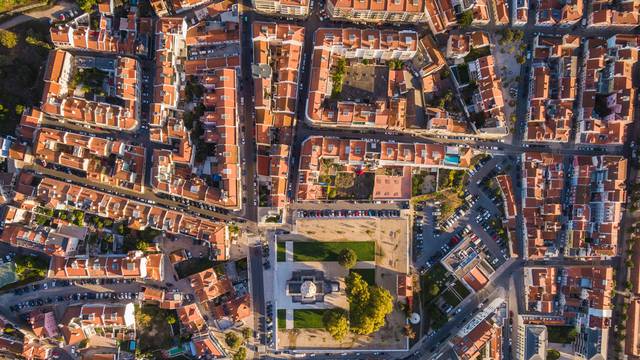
[{"left": 0, "top": 30, "right": 17, "bottom": 49}]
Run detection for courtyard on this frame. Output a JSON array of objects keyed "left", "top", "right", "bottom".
[{"left": 272, "top": 217, "right": 410, "bottom": 351}]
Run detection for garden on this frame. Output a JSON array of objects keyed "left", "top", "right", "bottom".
[
  {"left": 135, "top": 305, "right": 180, "bottom": 355},
  {"left": 292, "top": 241, "right": 375, "bottom": 262},
  {"left": 293, "top": 309, "right": 326, "bottom": 329}
]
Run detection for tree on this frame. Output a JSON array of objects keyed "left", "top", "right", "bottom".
[
  {"left": 567, "top": 328, "right": 578, "bottom": 341},
  {"left": 166, "top": 314, "right": 177, "bottom": 325},
  {"left": 14, "top": 105, "right": 24, "bottom": 115},
  {"left": 233, "top": 347, "right": 247, "bottom": 360},
  {"left": 0, "top": 30, "right": 17, "bottom": 49},
  {"left": 76, "top": 0, "right": 97, "bottom": 12},
  {"left": 338, "top": 248, "right": 357, "bottom": 269},
  {"left": 501, "top": 28, "right": 514, "bottom": 42},
  {"left": 458, "top": 10, "right": 474, "bottom": 27},
  {"left": 242, "top": 327, "right": 252, "bottom": 340},
  {"left": 346, "top": 273, "right": 394, "bottom": 335},
  {"left": 513, "top": 30, "right": 524, "bottom": 41},
  {"left": 225, "top": 332, "right": 242, "bottom": 350},
  {"left": 517, "top": 55, "right": 526, "bottom": 64},
  {"left": 546, "top": 349, "right": 561, "bottom": 360},
  {"left": 427, "top": 283, "right": 440, "bottom": 297},
  {"left": 403, "top": 324, "right": 416, "bottom": 339},
  {"left": 323, "top": 309, "right": 350, "bottom": 340}
]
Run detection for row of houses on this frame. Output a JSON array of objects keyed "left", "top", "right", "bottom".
[
  {"left": 296, "top": 136, "right": 472, "bottom": 201},
  {"left": 253, "top": 22, "right": 305, "bottom": 211}
]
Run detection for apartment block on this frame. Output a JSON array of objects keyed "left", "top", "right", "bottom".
[
  {"left": 521, "top": 152, "right": 564, "bottom": 259},
  {"left": 524, "top": 266, "right": 612, "bottom": 358},
  {"left": 590, "top": 0, "right": 640, "bottom": 27},
  {"left": 297, "top": 136, "right": 472, "bottom": 201},
  {"left": 579, "top": 35, "right": 638, "bottom": 144},
  {"left": 424, "top": 0, "right": 489, "bottom": 34},
  {"left": 254, "top": 0, "right": 310, "bottom": 16},
  {"left": 252, "top": 22, "right": 304, "bottom": 211},
  {"left": 326, "top": 0, "right": 425, "bottom": 23},
  {"left": 565, "top": 156, "right": 626, "bottom": 257},
  {"left": 41, "top": 50, "right": 141, "bottom": 131},
  {"left": 526, "top": 35, "right": 580, "bottom": 142}
]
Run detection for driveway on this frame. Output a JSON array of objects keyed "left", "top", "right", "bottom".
[{"left": 0, "top": 1, "right": 75, "bottom": 30}]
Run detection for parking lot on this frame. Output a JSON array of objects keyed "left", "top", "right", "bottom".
[
  {"left": 295, "top": 208, "right": 401, "bottom": 219},
  {"left": 413, "top": 155, "right": 512, "bottom": 275}
]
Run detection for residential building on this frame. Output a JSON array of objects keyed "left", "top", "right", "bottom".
[
  {"left": 325, "top": 0, "right": 426, "bottom": 23},
  {"left": 41, "top": 50, "right": 140, "bottom": 132},
  {"left": 253, "top": 0, "right": 310, "bottom": 16},
  {"left": 517, "top": 324, "right": 547, "bottom": 360},
  {"left": 60, "top": 303, "right": 136, "bottom": 345},
  {"left": 297, "top": 136, "right": 472, "bottom": 201},
  {"left": 579, "top": 35, "right": 638, "bottom": 144},
  {"left": 521, "top": 152, "right": 565, "bottom": 259},
  {"left": 526, "top": 35, "right": 580, "bottom": 143}
]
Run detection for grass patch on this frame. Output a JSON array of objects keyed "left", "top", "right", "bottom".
[
  {"left": 547, "top": 326, "right": 577, "bottom": 344},
  {"left": 0, "top": 254, "right": 50, "bottom": 291},
  {"left": 277, "top": 242, "right": 286, "bottom": 262},
  {"left": 277, "top": 309, "right": 286, "bottom": 329},
  {"left": 452, "top": 280, "right": 471, "bottom": 298},
  {"left": 350, "top": 268, "right": 375, "bottom": 285},
  {"left": 293, "top": 241, "right": 375, "bottom": 262},
  {"left": 293, "top": 309, "right": 326, "bottom": 329},
  {"left": 174, "top": 257, "right": 214, "bottom": 279}
]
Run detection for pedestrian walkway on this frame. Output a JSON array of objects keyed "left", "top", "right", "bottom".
[
  {"left": 286, "top": 309, "right": 294, "bottom": 329},
  {"left": 285, "top": 241, "right": 293, "bottom": 262}
]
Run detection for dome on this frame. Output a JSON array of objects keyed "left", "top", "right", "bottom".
[
  {"left": 410, "top": 313, "right": 421, "bottom": 324},
  {"left": 300, "top": 280, "right": 317, "bottom": 298}
]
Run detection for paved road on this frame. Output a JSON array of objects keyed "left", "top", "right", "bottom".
[
  {"left": 0, "top": 1, "right": 75, "bottom": 30},
  {"left": 248, "top": 243, "right": 266, "bottom": 350}
]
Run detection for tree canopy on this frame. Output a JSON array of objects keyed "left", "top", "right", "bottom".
[
  {"left": 225, "top": 332, "right": 242, "bottom": 350},
  {"left": 345, "top": 273, "right": 393, "bottom": 335},
  {"left": 338, "top": 248, "right": 357, "bottom": 269},
  {"left": 323, "top": 309, "right": 350, "bottom": 340},
  {"left": 459, "top": 10, "right": 474, "bottom": 27},
  {"left": 0, "top": 30, "right": 17, "bottom": 49}
]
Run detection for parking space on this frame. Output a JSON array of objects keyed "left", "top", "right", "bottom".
[
  {"left": 5, "top": 278, "right": 141, "bottom": 314},
  {"left": 294, "top": 208, "right": 401, "bottom": 219}
]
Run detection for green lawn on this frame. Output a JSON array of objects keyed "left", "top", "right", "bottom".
[
  {"left": 293, "top": 309, "right": 326, "bottom": 329},
  {"left": 293, "top": 241, "right": 375, "bottom": 262},
  {"left": 277, "top": 242, "right": 286, "bottom": 262},
  {"left": 452, "top": 280, "right": 471, "bottom": 298},
  {"left": 277, "top": 309, "right": 286, "bottom": 329},
  {"left": 350, "top": 268, "right": 375, "bottom": 285},
  {"left": 547, "top": 326, "right": 577, "bottom": 344}
]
